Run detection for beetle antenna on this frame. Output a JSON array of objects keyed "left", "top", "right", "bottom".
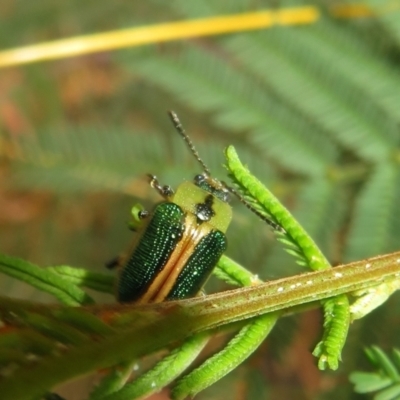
[
  {"left": 226, "top": 184, "right": 285, "bottom": 232},
  {"left": 168, "top": 111, "right": 211, "bottom": 176}
]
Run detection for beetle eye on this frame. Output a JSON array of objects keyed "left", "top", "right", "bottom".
[
  {"left": 194, "top": 174, "right": 206, "bottom": 184},
  {"left": 221, "top": 191, "right": 230, "bottom": 202}
]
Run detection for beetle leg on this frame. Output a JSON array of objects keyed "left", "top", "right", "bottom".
[
  {"left": 147, "top": 174, "right": 174, "bottom": 199},
  {"left": 129, "top": 204, "right": 150, "bottom": 231},
  {"left": 105, "top": 255, "right": 123, "bottom": 270},
  {"left": 129, "top": 210, "right": 149, "bottom": 230}
]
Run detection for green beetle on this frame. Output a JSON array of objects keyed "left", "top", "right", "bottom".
[
  {"left": 116, "top": 111, "right": 280, "bottom": 304},
  {"left": 117, "top": 111, "right": 232, "bottom": 304}
]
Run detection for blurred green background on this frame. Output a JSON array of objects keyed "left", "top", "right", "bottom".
[{"left": 1, "top": 1, "right": 400, "bottom": 399}]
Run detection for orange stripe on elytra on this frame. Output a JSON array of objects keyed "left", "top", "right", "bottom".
[
  {"left": 138, "top": 213, "right": 210, "bottom": 303},
  {"left": 153, "top": 223, "right": 207, "bottom": 302},
  {"left": 137, "top": 218, "right": 194, "bottom": 304}
]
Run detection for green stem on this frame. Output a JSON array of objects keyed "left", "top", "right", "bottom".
[
  {"left": 0, "top": 251, "right": 398, "bottom": 400},
  {"left": 179, "top": 251, "right": 400, "bottom": 327}
]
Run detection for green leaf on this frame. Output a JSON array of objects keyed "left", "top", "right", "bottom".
[
  {"left": 172, "top": 313, "right": 278, "bottom": 400},
  {"left": 351, "top": 347, "right": 400, "bottom": 399},
  {"left": 224, "top": 27, "right": 394, "bottom": 162},
  {"left": 349, "top": 372, "right": 392, "bottom": 393},
  {"left": 124, "top": 46, "right": 335, "bottom": 176},
  {"left": 368, "top": 346, "right": 400, "bottom": 381},
  {"left": 375, "top": 384, "right": 400, "bottom": 400},
  {"left": 0, "top": 254, "right": 93, "bottom": 306},
  {"left": 345, "top": 163, "right": 399, "bottom": 261}
]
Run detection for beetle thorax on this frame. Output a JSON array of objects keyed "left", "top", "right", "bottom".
[{"left": 171, "top": 180, "right": 232, "bottom": 233}]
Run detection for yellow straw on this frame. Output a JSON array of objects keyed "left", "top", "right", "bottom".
[{"left": 0, "top": 7, "right": 319, "bottom": 68}]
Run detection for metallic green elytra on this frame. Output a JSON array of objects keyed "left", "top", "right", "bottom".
[{"left": 117, "top": 112, "right": 232, "bottom": 304}]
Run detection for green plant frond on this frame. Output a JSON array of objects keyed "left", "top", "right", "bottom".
[
  {"left": 350, "top": 346, "right": 400, "bottom": 399},
  {"left": 0, "top": 1, "right": 168, "bottom": 49},
  {"left": 226, "top": 187, "right": 304, "bottom": 268},
  {"left": 370, "top": 3, "right": 400, "bottom": 49},
  {"left": 171, "top": 313, "right": 277, "bottom": 400},
  {"left": 312, "top": 295, "right": 350, "bottom": 370},
  {"left": 111, "top": 255, "right": 274, "bottom": 400},
  {"left": 171, "top": 254, "right": 277, "bottom": 400},
  {"left": 223, "top": 213, "right": 277, "bottom": 278},
  {"left": 6, "top": 118, "right": 276, "bottom": 196},
  {"left": 390, "top": 169, "right": 400, "bottom": 252},
  {"left": 11, "top": 165, "right": 127, "bottom": 194},
  {"left": 6, "top": 126, "right": 167, "bottom": 193},
  {"left": 393, "top": 349, "right": 400, "bottom": 369},
  {"left": 377, "top": 384, "right": 400, "bottom": 400},
  {"left": 225, "top": 145, "right": 351, "bottom": 369},
  {"left": 294, "top": 178, "right": 346, "bottom": 258},
  {"left": 223, "top": 26, "right": 397, "bottom": 162},
  {"left": 0, "top": 254, "right": 93, "bottom": 306},
  {"left": 345, "top": 163, "right": 399, "bottom": 261},
  {"left": 47, "top": 266, "right": 114, "bottom": 294},
  {"left": 222, "top": 144, "right": 276, "bottom": 183},
  {"left": 350, "top": 372, "right": 392, "bottom": 393},
  {"left": 212, "top": 264, "right": 243, "bottom": 287},
  {"left": 158, "top": 0, "right": 215, "bottom": 17},
  {"left": 90, "top": 332, "right": 211, "bottom": 400},
  {"left": 270, "top": 18, "right": 400, "bottom": 136},
  {"left": 350, "top": 278, "right": 400, "bottom": 320},
  {"left": 366, "top": 346, "right": 400, "bottom": 380},
  {"left": 225, "top": 145, "right": 329, "bottom": 270},
  {"left": 168, "top": 0, "right": 253, "bottom": 17},
  {"left": 1, "top": 246, "right": 400, "bottom": 398},
  {"left": 297, "top": 19, "right": 400, "bottom": 133},
  {"left": 122, "top": 45, "right": 336, "bottom": 177},
  {"left": 3, "top": 3, "right": 400, "bottom": 398},
  {"left": 216, "top": 255, "right": 261, "bottom": 287}
]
